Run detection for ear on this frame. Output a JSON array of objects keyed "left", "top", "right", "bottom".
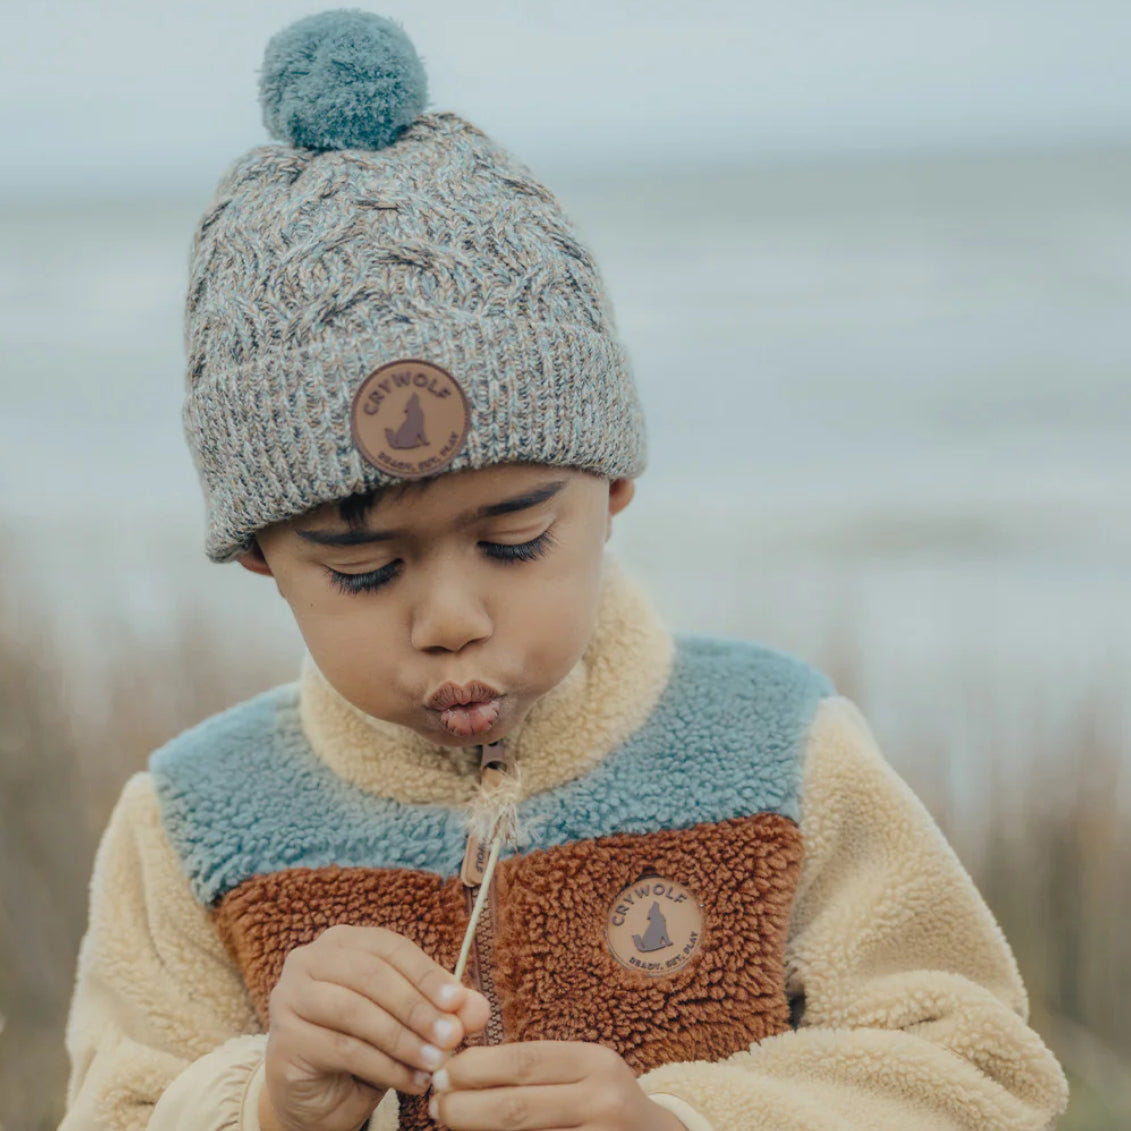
[
  {"left": 605, "top": 477, "right": 636, "bottom": 539},
  {"left": 236, "top": 542, "right": 274, "bottom": 577}
]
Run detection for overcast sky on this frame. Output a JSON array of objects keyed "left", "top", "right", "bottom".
[{"left": 5, "top": 0, "right": 1131, "bottom": 195}]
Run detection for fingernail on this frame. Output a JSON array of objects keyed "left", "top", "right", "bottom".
[
  {"left": 412, "top": 1070, "right": 430, "bottom": 1090},
  {"left": 428, "top": 1098, "right": 439, "bottom": 1120},
  {"left": 420, "top": 1044, "right": 444, "bottom": 1070},
  {"left": 433, "top": 1016, "right": 459, "bottom": 1045},
  {"left": 437, "top": 982, "right": 461, "bottom": 1008},
  {"left": 432, "top": 1067, "right": 451, "bottom": 1092}
]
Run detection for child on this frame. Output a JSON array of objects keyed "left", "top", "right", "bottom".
[{"left": 60, "top": 10, "right": 1068, "bottom": 1131}]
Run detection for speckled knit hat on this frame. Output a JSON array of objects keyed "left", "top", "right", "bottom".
[{"left": 183, "top": 8, "right": 647, "bottom": 563}]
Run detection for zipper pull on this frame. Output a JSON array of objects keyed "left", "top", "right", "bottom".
[
  {"left": 479, "top": 738, "right": 512, "bottom": 777},
  {"left": 460, "top": 741, "right": 510, "bottom": 887}
]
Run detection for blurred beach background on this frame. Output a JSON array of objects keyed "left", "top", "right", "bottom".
[{"left": 2, "top": 2, "right": 1130, "bottom": 1128}]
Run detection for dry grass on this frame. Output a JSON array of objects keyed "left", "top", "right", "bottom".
[
  {"left": 951, "top": 702, "right": 1131, "bottom": 1127},
  {"left": 1, "top": 565, "right": 1128, "bottom": 1130},
  {"left": 0, "top": 559, "right": 295, "bottom": 1131}
]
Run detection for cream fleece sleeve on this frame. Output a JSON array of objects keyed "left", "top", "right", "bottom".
[
  {"left": 639, "top": 696, "right": 1068, "bottom": 1131},
  {"left": 60, "top": 772, "right": 265, "bottom": 1131},
  {"left": 61, "top": 773, "right": 402, "bottom": 1131}
]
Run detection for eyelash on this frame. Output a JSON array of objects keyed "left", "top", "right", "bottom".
[{"left": 326, "top": 528, "right": 557, "bottom": 595}]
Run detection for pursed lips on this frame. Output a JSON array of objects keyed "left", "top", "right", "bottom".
[{"left": 425, "top": 680, "right": 503, "bottom": 710}]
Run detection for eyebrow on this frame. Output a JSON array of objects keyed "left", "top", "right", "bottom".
[{"left": 296, "top": 478, "right": 569, "bottom": 546}]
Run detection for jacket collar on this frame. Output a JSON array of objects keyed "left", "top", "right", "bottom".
[{"left": 298, "top": 554, "right": 675, "bottom": 806}]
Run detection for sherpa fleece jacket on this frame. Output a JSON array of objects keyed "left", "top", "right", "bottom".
[{"left": 61, "top": 554, "right": 1068, "bottom": 1131}]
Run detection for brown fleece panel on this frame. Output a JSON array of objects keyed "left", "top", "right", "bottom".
[
  {"left": 211, "top": 816, "right": 801, "bottom": 1131},
  {"left": 493, "top": 813, "right": 803, "bottom": 1074},
  {"left": 212, "top": 865, "right": 467, "bottom": 1023},
  {"left": 212, "top": 865, "right": 467, "bottom": 1131}
]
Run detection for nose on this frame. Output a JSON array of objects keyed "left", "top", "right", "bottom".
[{"left": 409, "top": 570, "right": 493, "bottom": 654}]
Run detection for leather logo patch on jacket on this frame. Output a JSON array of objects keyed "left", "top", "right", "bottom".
[
  {"left": 350, "top": 358, "right": 470, "bottom": 477},
  {"left": 605, "top": 875, "right": 703, "bottom": 976}
]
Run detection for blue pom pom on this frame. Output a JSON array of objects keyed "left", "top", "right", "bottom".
[{"left": 259, "top": 9, "right": 427, "bottom": 152}]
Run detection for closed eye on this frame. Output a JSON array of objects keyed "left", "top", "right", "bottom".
[
  {"left": 481, "top": 527, "right": 556, "bottom": 563},
  {"left": 326, "top": 526, "right": 556, "bottom": 595}
]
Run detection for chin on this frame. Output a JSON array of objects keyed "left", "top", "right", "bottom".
[{"left": 428, "top": 730, "right": 496, "bottom": 749}]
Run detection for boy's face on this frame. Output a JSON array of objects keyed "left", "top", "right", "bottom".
[{"left": 240, "top": 464, "right": 635, "bottom": 748}]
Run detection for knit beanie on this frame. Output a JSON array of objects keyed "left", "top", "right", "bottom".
[{"left": 183, "top": 8, "right": 648, "bottom": 563}]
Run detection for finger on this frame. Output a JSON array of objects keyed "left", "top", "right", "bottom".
[
  {"left": 315, "top": 925, "right": 490, "bottom": 1032},
  {"left": 305, "top": 943, "right": 466, "bottom": 1052},
  {"left": 455, "top": 986, "right": 491, "bottom": 1037},
  {"left": 287, "top": 978, "right": 449, "bottom": 1074},
  {"left": 375, "top": 934, "right": 491, "bottom": 1028},
  {"left": 439, "top": 1043, "right": 588, "bottom": 1091},
  {"left": 320, "top": 925, "right": 473, "bottom": 1015},
  {"left": 431, "top": 1083, "right": 583, "bottom": 1131},
  {"left": 288, "top": 1014, "right": 432, "bottom": 1095}
]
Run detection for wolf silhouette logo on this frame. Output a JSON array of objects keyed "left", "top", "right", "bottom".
[
  {"left": 632, "top": 902, "right": 673, "bottom": 953},
  {"left": 385, "top": 392, "right": 429, "bottom": 450},
  {"left": 606, "top": 875, "right": 703, "bottom": 976},
  {"left": 350, "top": 359, "right": 470, "bottom": 477}
]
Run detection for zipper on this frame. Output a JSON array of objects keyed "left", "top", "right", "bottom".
[
  {"left": 463, "top": 877, "right": 504, "bottom": 1044},
  {"left": 459, "top": 741, "right": 508, "bottom": 1046}
]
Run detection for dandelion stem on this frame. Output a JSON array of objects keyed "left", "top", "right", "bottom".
[{"left": 454, "top": 835, "right": 503, "bottom": 983}]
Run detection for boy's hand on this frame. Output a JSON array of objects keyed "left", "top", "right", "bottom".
[
  {"left": 429, "top": 1041, "right": 687, "bottom": 1131},
  {"left": 259, "top": 924, "right": 490, "bottom": 1131}
]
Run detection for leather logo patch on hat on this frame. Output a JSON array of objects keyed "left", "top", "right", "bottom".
[
  {"left": 350, "top": 359, "right": 471, "bottom": 478},
  {"left": 606, "top": 875, "right": 703, "bottom": 977}
]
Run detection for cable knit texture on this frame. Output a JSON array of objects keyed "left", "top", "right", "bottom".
[{"left": 183, "top": 108, "right": 647, "bottom": 562}]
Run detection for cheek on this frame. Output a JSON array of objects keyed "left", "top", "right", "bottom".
[
  {"left": 306, "top": 628, "right": 401, "bottom": 717},
  {"left": 509, "top": 555, "right": 604, "bottom": 686},
  {"left": 278, "top": 587, "right": 399, "bottom": 708}
]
